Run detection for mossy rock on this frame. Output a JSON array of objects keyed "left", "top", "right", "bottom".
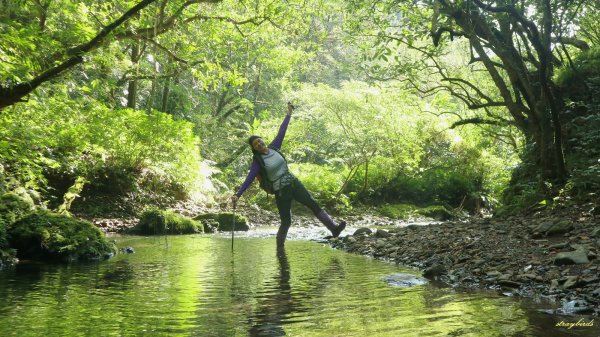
[
  {"left": 7, "top": 210, "right": 117, "bottom": 262},
  {"left": 131, "top": 208, "right": 203, "bottom": 235},
  {"left": 0, "top": 192, "right": 34, "bottom": 224},
  {"left": 417, "top": 205, "right": 454, "bottom": 221},
  {"left": 380, "top": 203, "right": 453, "bottom": 221},
  {"left": 0, "top": 217, "right": 16, "bottom": 268},
  {"left": 194, "top": 212, "right": 249, "bottom": 231},
  {"left": 0, "top": 192, "right": 32, "bottom": 266}
]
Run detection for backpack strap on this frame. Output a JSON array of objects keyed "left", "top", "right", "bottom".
[{"left": 253, "top": 146, "right": 287, "bottom": 194}]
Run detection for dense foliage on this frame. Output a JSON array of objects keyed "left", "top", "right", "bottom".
[
  {"left": 0, "top": 0, "right": 597, "bottom": 223},
  {"left": 0, "top": 91, "right": 207, "bottom": 214}
]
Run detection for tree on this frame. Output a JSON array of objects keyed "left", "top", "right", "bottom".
[
  {"left": 0, "top": 0, "right": 236, "bottom": 111},
  {"left": 346, "top": 0, "right": 597, "bottom": 183}
]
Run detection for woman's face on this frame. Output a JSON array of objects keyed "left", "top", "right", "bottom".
[{"left": 252, "top": 137, "right": 268, "bottom": 154}]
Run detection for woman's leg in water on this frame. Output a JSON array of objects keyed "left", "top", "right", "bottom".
[
  {"left": 275, "top": 185, "right": 293, "bottom": 248},
  {"left": 291, "top": 178, "right": 346, "bottom": 237}
]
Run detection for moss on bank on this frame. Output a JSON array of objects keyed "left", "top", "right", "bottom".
[
  {"left": 8, "top": 211, "right": 117, "bottom": 262},
  {"left": 1, "top": 191, "right": 36, "bottom": 267},
  {"left": 379, "top": 203, "right": 454, "bottom": 221},
  {"left": 130, "top": 208, "right": 203, "bottom": 235}
]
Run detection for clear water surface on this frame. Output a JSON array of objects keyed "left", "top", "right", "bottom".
[{"left": 0, "top": 234, "right": 598, "bottom": 337}]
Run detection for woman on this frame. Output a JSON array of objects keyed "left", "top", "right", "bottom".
[{"left": 231, "top": 103, "right": 346, "bottom": 247}]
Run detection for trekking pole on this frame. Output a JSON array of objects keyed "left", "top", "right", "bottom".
[{"left": 231, "top": 201, "right": 236, "bottom": 252}]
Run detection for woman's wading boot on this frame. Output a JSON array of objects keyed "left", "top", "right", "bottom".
[{"left": 316, "top": 210, "right": 346, "bottom": 237}]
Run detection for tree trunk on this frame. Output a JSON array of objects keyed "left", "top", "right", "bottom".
[
  {"left": 362, "top": 159, "right": 369, "bottom": 192},
  {"left": 527, "top": 99, "right": 567, "bottom": 182},
  {"left": 161, "top": 76, "right": 171, "bottom": 113},
  {"left": 127, "top": 42, "right": 141, "bottom": 109}
]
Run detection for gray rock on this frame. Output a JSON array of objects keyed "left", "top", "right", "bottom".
[
  {"left": 535, "top": 221, "right": 554, "bottom": 233},
  {"left": 558, "top": 299, "right": 594, "bottom": 314},
  {"left": 563, "top": 276, "right": 580, "bottom": 289},
  {"left": 374, "top": 239, "right": 386, "bottom": 249},
  {"left": 498, "top": 280, "right": 521, "bottom": 288},
  {"left": 535, "top": 220, "right": 573, "bottom": 236},
  {"left": 549, "top": 220, "right": 574, "bottom": 235},
  {"left": 374, "top": 229, "right": 390, "bottom": 238},
  {"left": 591, "top": 227, "right": 600, "bottom": 238},
  {"left": 472, "top": 259, "right": 485, "bottom": 266},
  {"left": 381, "top": 273, "right": 428, "bottom": 288},
  {"left": 498, "top": 274, "right": 512, "bottom": 281},
  {"left": 554, "top": 248, "right": 590, "bottom": 265},
  {"left": 344, "top": 236, "right": 357, "bottom": 244},
  {"left": 423, "top": 264, "right": 446, "bottom": 278},
  {"left": 549, "top": 242, "right": 569, "bottom": 249},
  {"left": 353, "top": 228, "right": 373, "bottom": 236},
  {"left": 119, "top": 246, "right": 135, "bottom": 254}
]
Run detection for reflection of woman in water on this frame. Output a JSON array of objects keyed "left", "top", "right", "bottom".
[
  {"left": 231, "top": 103, "right": 346, "bottom": 248},
  {"left": 248, "top": 248, "right": 294, "bottom": 337},
  {"left": 247, "top": 246, "right": 347, "bottom": 336}
]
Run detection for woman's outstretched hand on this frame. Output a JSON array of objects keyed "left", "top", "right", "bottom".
[{"left": 287, "top": 102, "right": 295, "bottom": 115}]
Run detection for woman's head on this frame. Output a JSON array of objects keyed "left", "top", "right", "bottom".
[{"left": 248, "top": 135, "right": 268, "bottom": 154}]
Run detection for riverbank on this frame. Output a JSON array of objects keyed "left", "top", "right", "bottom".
[{"left": 327, "top": 207, "right": 600, "bottom": 316}]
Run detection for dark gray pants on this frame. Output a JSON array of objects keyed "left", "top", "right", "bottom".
[{"left": 275, "top": 178, "right": 322, "bottom": 247}]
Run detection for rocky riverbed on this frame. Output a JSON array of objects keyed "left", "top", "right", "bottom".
[{"left": 328, "top": 212, "right": 600, "bottom": 316}]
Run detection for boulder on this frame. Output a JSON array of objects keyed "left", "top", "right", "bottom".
[
  {"left": 535, "top": 220, "right": 573, "bottom": 236},
  {"left": 133, "top": 208, "right": 203, "bottom": 234},
  {"left": 374, "top": 229, "right": 390, "bottom": 238},
  {"left": 352, "top": 228, "right": 373, "bottom": 236},
  {"left": 423, "top": 264, "right": 446, "bottom": 279},
  {"left": 554, "top": 247, "right": 590, "bottom": 265},
  {"left": 194, "top": 212, "right": 249, "bottom": 231},
  {"left": 8, "top": 210, "right": 116, "bottom": 262}
]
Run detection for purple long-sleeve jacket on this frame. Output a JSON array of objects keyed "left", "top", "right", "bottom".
[{"left": 235, "top": 113, "right": 292, "bottom": 197}]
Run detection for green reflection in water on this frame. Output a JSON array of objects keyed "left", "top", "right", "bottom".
[{"left": 0, "top": 235, "right": 596, "bottom": 337}]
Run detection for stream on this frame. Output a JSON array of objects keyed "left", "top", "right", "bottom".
[{"left": 0, "top": 230, "right": 597, "bottom": 336}]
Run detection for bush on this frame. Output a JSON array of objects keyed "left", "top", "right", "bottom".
[
  {"left": 380, "top": 203, "right": 417, "bottom": 220},
  {"left": 8, "top": 211, "right": 117, "bottom": 261},
  {"left": 556, "top": 47, "right": 600, "bottom": 102},
  {"left": 132, "top": 208, "right": 203, "bottom": 235},
  {"left": 0, "top": 94, "right": 210, "bottom": 214}
]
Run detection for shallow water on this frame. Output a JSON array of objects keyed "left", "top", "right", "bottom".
[{"left": 0, "top": 234, "right": 598, "bottom": 337}]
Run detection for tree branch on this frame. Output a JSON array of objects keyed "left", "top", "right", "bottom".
[
  {"left": 0, "top": 0, "right": 160, "bottom": 111},
  {"left": 552, "top": 36, "right": 590, "bottom": 51},
  {"left": 450, "top": 117, "right": 503, "bottom": 129}
]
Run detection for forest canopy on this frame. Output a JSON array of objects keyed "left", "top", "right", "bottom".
[{"left": 1, "top": 0, "right": 599, "bottom": 217}]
